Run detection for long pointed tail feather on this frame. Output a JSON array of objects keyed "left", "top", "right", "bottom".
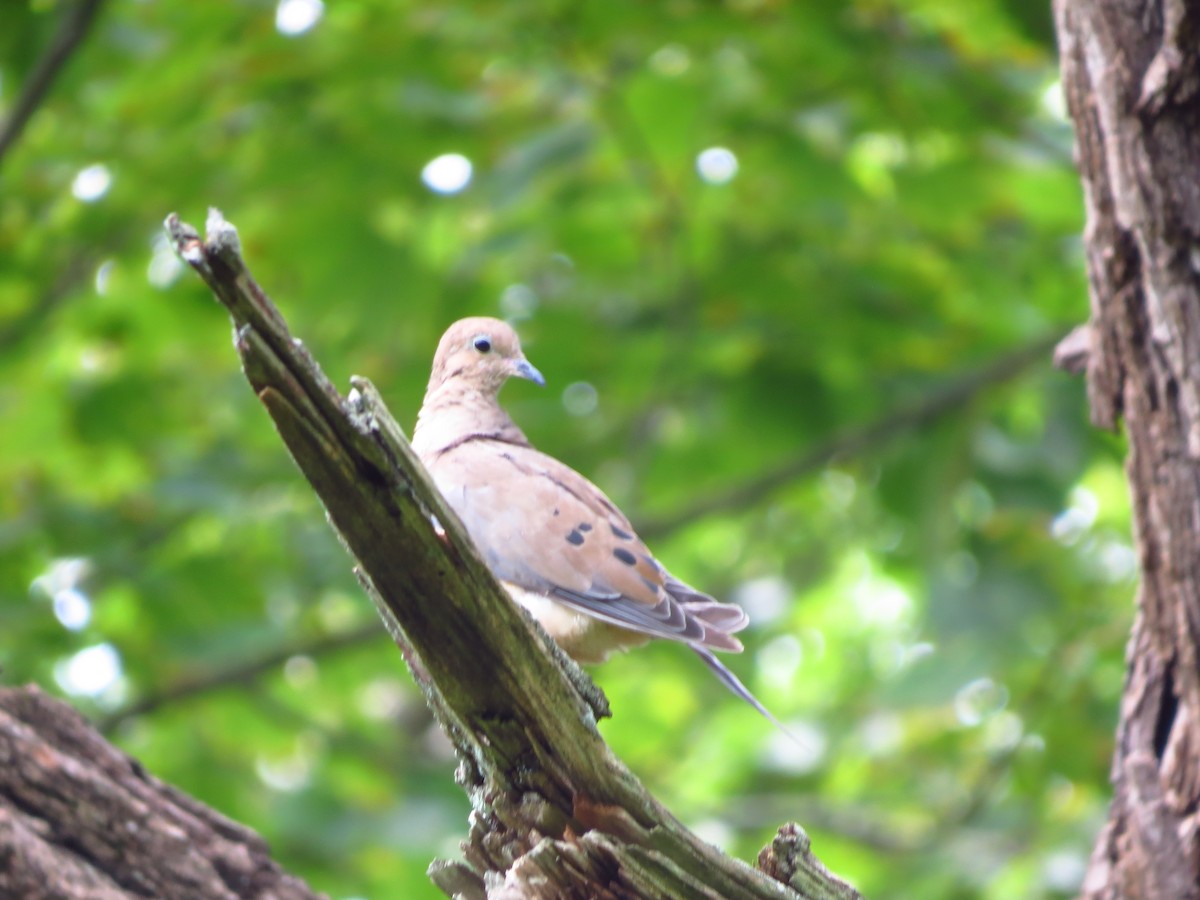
[{"left": 690, "top": 645, "right": 805, "bottom": 748}]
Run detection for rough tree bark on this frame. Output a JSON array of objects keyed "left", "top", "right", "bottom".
[
  {"left": 1055, "top": 1, "right": 1200, "bottom": 897},
  {"left": 0, "top": 685, "right": 319, "bottom": 900}
]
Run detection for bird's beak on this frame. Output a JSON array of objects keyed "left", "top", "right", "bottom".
[{"left": 512, "top": 358, "right": 545, "bottom": 387}]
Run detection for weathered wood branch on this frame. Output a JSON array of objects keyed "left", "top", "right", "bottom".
[
  {"left": 163, "top": 209, "right": 859, "bottom": 899},
  {"left": 0, "top": 684, "right": 319, "bottom": 900},
  {"left": 1055, "top": 0, "right": 1200, "bottom": 896}
]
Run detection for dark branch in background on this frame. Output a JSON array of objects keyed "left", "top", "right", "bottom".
[
  {"left": 97, "top": 621, "right": 383, "bottom": 734},
  {"left": 638, "top": 331, "right": 1066, "bottom": 540},
  {"left": 0, "top": 0, "right": 106, "bottom": 167},
  {"left": 166, "top": 209, "right": 859, "bottom": 900},
  {"left": 0, "top": 255, "right": 93, "bottom": 353},
  {"left": 729, "top": 742, "right": 1027, "bottom": 857},
  {"left": 246, "top": 689, "right": 441, "bottom": 777}
]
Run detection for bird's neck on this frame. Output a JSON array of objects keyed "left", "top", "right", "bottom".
[{"left": 412, "top": 382, "right": 530, "bottom": 459}]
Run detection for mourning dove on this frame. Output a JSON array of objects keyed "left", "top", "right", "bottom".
[{"left": 413, "top": 317, "right": 782, "bottom": 727}]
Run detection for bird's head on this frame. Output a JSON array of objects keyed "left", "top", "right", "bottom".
[{"left": 428, "top": 317, "right": 545, "bottom": 395}]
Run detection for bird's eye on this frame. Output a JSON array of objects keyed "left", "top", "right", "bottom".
[{"left": 473, "top": 336, "right": 492, "bottom": 353}]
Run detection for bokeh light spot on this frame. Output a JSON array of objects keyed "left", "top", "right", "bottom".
[
  {"left": 500, "top": 283, "right": 537, "bottom": 320},
  {"left": 72, "top": 164, "right": 112, "bottom": 202},
  {"left": 56, "top": 643, "right": 121, "bottom": 698},
  {"left": 696, "top": 147, "right": 738, "bottom": 184},
  {"left": 275, "top": 0, "right": 323, "bottom": 36},
  {"left": 53, "top": 589, "right": 92, "bottom": 632},
  {"left": 422, "top": 153, "right": 473, "bottom": 194},
  {"left": 148, "top": 233, "right": 184, "bottom": 288},
  {"left": 562, "top": 382, "right": 598, "bottom": 417}
]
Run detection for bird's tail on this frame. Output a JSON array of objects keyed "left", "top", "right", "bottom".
[{"left": 690, "top": 645, "right": 805, "bottom": 747}]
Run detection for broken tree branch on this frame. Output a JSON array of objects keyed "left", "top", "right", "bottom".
[{"left": 164, "top": 208, "right": 860, "bottom": 899}]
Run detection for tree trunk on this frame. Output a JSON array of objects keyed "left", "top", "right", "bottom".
[
  {"left": 1055, "top": 1, "right": 1200, "bottom": 896},
  {"left": 0, "top": 684, "right": 320, "bottom": 900}
]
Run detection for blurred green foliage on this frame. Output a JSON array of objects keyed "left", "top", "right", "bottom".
[{"left": 0, "top": 1, "right": 1130, "bottom": 897}]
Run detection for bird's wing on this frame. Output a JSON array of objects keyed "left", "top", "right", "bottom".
[{"left": 427, "top": 439, "right": 746, "bottom": 652}]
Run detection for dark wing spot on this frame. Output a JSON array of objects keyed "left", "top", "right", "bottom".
[
  {"left": 578, "top": 522, "right": 593, "bottom": 532},
  {"left": 613, "top": 547, "right": 637, "bottom": 566},
  {"left": 553, "top": 508, "right": 560, "bottom": 517},
  {"left": 610, "top": 525, "right": 633, "bottom": 540},
  {"left": 566, "top": 530, "right": 585, "bottom": 546}
]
